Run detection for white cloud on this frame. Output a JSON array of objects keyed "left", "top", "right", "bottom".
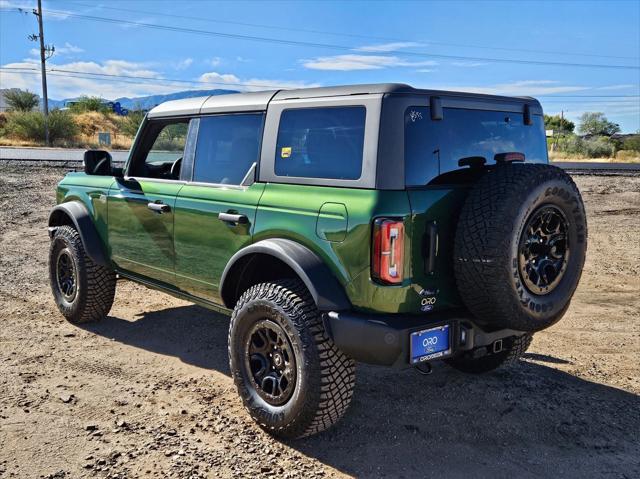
[
  {"left": 31, "top": 43, "right": 85, "bottom": 58},
  {"left": 174, "top": 58, "right": 193, "bottom": 70},
  {"left": 451, "top": 61, "right": 488, "bottom": 68},
  {"left": 0, "top": 60, "right": 179, "bottom": 99},
  {"left": 58, "top": 42, "right": 84, "bottom": 54},
  {"left": 198, "top": 71, "right": 320, "bottom": 91},
  {"left": 302, "top": 54, "right": 437, "bottom": 71},
  {"left": 433, "top": 80, "right": 587, "bottom": 96},
  {"left": 0, "top": 0, "right": 73, "bottom": 20},
  {"left": 205, "top": 57, "right": 222, "bottom": 67},
  {"left": 417, "top": 69, "right": 436, "bottom": 73},
  {"left": 594, "top": 84, "right": 638, "bottom": 91},
  {"left": 355, "top": 42, "right": 424, "bottom": 53}
]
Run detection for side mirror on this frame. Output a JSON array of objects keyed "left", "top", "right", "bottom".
[{"left": 84, "top": 150, "right": 112, "bottom": 176}]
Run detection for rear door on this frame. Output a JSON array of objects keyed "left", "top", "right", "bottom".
[
  {"left": 108, "top": 119, "right": 191, "bottom": 286},
  {"left": 173, "top": 113, "right": 265, "bottom": 302}
]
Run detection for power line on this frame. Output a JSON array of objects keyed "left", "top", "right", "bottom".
[
  {"left": 3, "top": 7, "right": 638, "bottom": 71},
  {"left": 0, "top": 66, "right": 287, "bottom": 89},
  {"left": 3, "top": 67, "right": 639, "bottom": 104},
  {"left": 64, "top": 1, "right": 639, "bottom": 61}
]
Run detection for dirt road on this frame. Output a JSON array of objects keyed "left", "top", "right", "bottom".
[{"left": 0, "top": 166, "right": 638, "bottom": 478}]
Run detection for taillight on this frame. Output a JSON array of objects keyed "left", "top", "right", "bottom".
[{"left": 372, "top": 218, "right": 404, "bottom": 284}]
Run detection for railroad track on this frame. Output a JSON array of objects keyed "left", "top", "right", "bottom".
[{"left": 1, "top": 148, "right": 639, "bottom": 176}]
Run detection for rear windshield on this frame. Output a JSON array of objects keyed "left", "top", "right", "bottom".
[
  {"left": 405, "top": 107, "right": 547, "bottom": 186},
  {"left": 275, "top": 106, "right": 366, "bottom": 180}
]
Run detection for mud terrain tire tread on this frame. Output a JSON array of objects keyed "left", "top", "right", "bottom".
[
  {"left": 49, "top": 225, "right": 116, "bottom": 323},
  {"left": 228, "top": 279, "right": 356, "bottom": 439},
  {"left": 454, "top": 163, "right": 587, "bottom": 332}
]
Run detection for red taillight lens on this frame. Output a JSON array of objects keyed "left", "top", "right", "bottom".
[{"left": 372, "top": 218, "right": 404, "bottom": 284}]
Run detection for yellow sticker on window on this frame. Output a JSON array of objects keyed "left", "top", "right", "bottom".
[{"left": 281, "top": 147, "right": 292, "bottom": 158}]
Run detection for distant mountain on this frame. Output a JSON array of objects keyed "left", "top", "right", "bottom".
[
  {"left": 114, "top": 89, "right": 239, "bottom": 110},
  {"left": 49, "top": 88, "right": 239, "bottom": 111}
]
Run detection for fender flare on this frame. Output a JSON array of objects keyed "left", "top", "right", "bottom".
[
  {"left": 48, "top": 202, "right": 109, "bottom": 266},
  {"left": 220, "top": 238, "right": 351, "bottom": 311}
]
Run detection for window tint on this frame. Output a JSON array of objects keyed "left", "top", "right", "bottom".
[
  {"left": 405, "top": 107, "right": 548, "bottom": 186},
  {"left": 192, "top": 113, "right": 263, "bottom": 185},
  {"left": 275, "top": 106, "right": 366, "bottom": 180}
]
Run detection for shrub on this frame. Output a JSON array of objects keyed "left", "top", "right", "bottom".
[
  {"left": 4, "top": 89, "right": 39, "bottom": 111},
  {"left": 74, "top": 111, "right": 120, "bottom": 137},
  {"left": 623, "top": 135, "right": 640, "bottom": 152},
  {"left": 615, "top": 150, "right": 640, "bottom": 162},
  {"left": 118, "top": 110, "right": 145, "bottom": 138},
  {"left": 3, "top": 109, "right": 78, "bottom": 144},
  {"left": 556, "top": 135, "right": 615, "bottom": 158},
  {"left": 68, "top": 96, "right": 110, "bottom": 114}
]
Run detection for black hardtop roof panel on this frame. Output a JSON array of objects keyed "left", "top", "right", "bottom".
[{"left": 271, "top": 83, "right": 540, "bottom": 106}]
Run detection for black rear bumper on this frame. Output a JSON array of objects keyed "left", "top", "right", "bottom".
[{"left": 324, "top": 310, "right": 526, "bottom": 368}]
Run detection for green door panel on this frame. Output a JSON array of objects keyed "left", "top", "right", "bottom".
[
  {"left": 254, "top": 183, "right": 429, "bottom": 314},
  {"left": 316, "top": 202, "right": 348, "bottom": 242},
  {"left": 173, "top": 182, "right": 265, "bottom": 301},
  {"left": 107, "top": 178, "right": 184, "bottom": 285},
  {"left": 57, "top": 173, "right": 115, "bottom": 249}
]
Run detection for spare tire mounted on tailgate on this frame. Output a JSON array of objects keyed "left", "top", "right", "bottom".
[{"left": 454, "top": 163, "right": 587, "bottom": 332}]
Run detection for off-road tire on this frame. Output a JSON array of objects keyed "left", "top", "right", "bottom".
[
  {"left": 454, "top": 163, "right": 587, "bottom": 332},
  {"left": 228, "top": 279, "right": 356, "bottom": 439},
  {"left": 446, "top": 333, "right": 533, "bottom": 374},
  {"left": 49, "top": 225, "right": 116, "bottom": 323}
]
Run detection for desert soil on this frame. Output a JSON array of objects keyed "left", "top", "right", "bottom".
[{"left": 0, "top": 166, "right": 638, "bottom": 479}]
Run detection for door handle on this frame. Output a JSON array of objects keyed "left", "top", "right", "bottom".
[
  {"left": 218, "top": 212, "right": 248, "bottom": 225},
  {"left": 147, "top": 201, "right": 171, "bottom": 213}
]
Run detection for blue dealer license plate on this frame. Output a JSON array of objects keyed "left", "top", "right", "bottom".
[{"left": 410, "top": 324, "right": 451, "bottom": 364}]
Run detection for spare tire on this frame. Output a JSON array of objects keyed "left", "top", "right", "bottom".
[{"left": 454, "top": 163, "right": 587, "bottom": 332}]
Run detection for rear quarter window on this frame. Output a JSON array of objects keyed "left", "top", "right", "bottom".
[
  {"left": 405, "top": 107, "right": 548, "bottom": 186},
  {"left": 275, "top": 106, "right": 366, "bottom": 180}
]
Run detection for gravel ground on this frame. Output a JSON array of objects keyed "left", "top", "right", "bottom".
[{"left": 0, "top": 166, "right": 638, "bottom": 479}]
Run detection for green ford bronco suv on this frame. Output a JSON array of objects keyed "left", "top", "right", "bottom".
[{"left": 48, "top": 83, "right": 587, "bottom": 438}]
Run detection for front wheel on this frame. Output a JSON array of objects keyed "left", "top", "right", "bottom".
[
  {"left": 228, "top": 279, "right": 356, "bottom": 438},
  {"left": 49, "top": 225, "right": 116, "bottom": 323}
]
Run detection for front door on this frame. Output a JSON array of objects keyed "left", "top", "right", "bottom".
[
  {"left": 108, "top": 118, "right": 192, "bottom": 286},
  {"left": 173, "top": 112, "right": 265, "bottom": 302}
]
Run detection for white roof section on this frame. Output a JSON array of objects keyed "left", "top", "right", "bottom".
[{"left": 147, "top": 90, "right": 278, "bottom": 118}]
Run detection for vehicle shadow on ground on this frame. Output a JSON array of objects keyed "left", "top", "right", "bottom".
[{"left": 82, "top": 304, "right": 640, "bottom": 478}]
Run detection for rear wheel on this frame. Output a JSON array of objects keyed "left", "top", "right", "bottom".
[
  {"left": 446, "top": 333, "right": 533, "bottom": 374},
  {"left": 49, "top": 225, "right": 116, "bottom": 323},
  {"left": 228, "top": 279, "right": 356, "bottom": 438}
]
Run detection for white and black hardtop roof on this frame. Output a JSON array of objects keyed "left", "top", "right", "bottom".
[{"left": 147, "top": 83, "right": 540, "bottom": 119}]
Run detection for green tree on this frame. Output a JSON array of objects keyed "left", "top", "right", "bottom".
[
  {"left": 4, "top": 89, "right": 39, "bottom": 112},
  {"left": 118, "top": 109, "right": 146, "bottom": 137},
  {"left": 544, "top": 114, "right": 574, "bottom": 134},
  {"left": 68, "top": 96, "right": 110, "bottom": 114},
  {"left": 577, "top": 112, "right": 620, "bottom": 136}
]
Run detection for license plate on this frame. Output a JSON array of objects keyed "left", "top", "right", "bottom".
[{"left": 410, "top": 324, "right": 451, "bottom": 364}]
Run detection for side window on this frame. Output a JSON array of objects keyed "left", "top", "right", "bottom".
[
  {"left": 275, "top": 106, "right": 366, "bottom": 180},
  {"left": 133, "top": 120, "right": 189, "bottom": 180},
  {"left": 192, "top": 113, "right": 263, "bottom": 185}
]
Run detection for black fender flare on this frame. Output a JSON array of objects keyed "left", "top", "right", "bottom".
[
  {"left": 48, "top": 201, "right": 109, "bottom": 266},
  {"left": 220, "top": 238, "right": 351, "bottom": 311}
]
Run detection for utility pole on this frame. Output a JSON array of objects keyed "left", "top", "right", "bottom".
[{"left": 30, "top": 0, "right": 54, "bottom": 146}]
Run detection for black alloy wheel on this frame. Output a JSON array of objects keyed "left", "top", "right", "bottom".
[
  {"left": 245, "top": 319, "right": 297, "bottom": 406},
  {"left": 518, "top": 205, "right": 570, "bottom": 295}
]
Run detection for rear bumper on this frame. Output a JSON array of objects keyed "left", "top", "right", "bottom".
[{"left": 324, "top": 310, "right": 525, "bottom": 368}]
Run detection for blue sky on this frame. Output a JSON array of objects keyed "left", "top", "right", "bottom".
[{"left": 1, "top": 0, "right": 639, "bottom": 131}]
